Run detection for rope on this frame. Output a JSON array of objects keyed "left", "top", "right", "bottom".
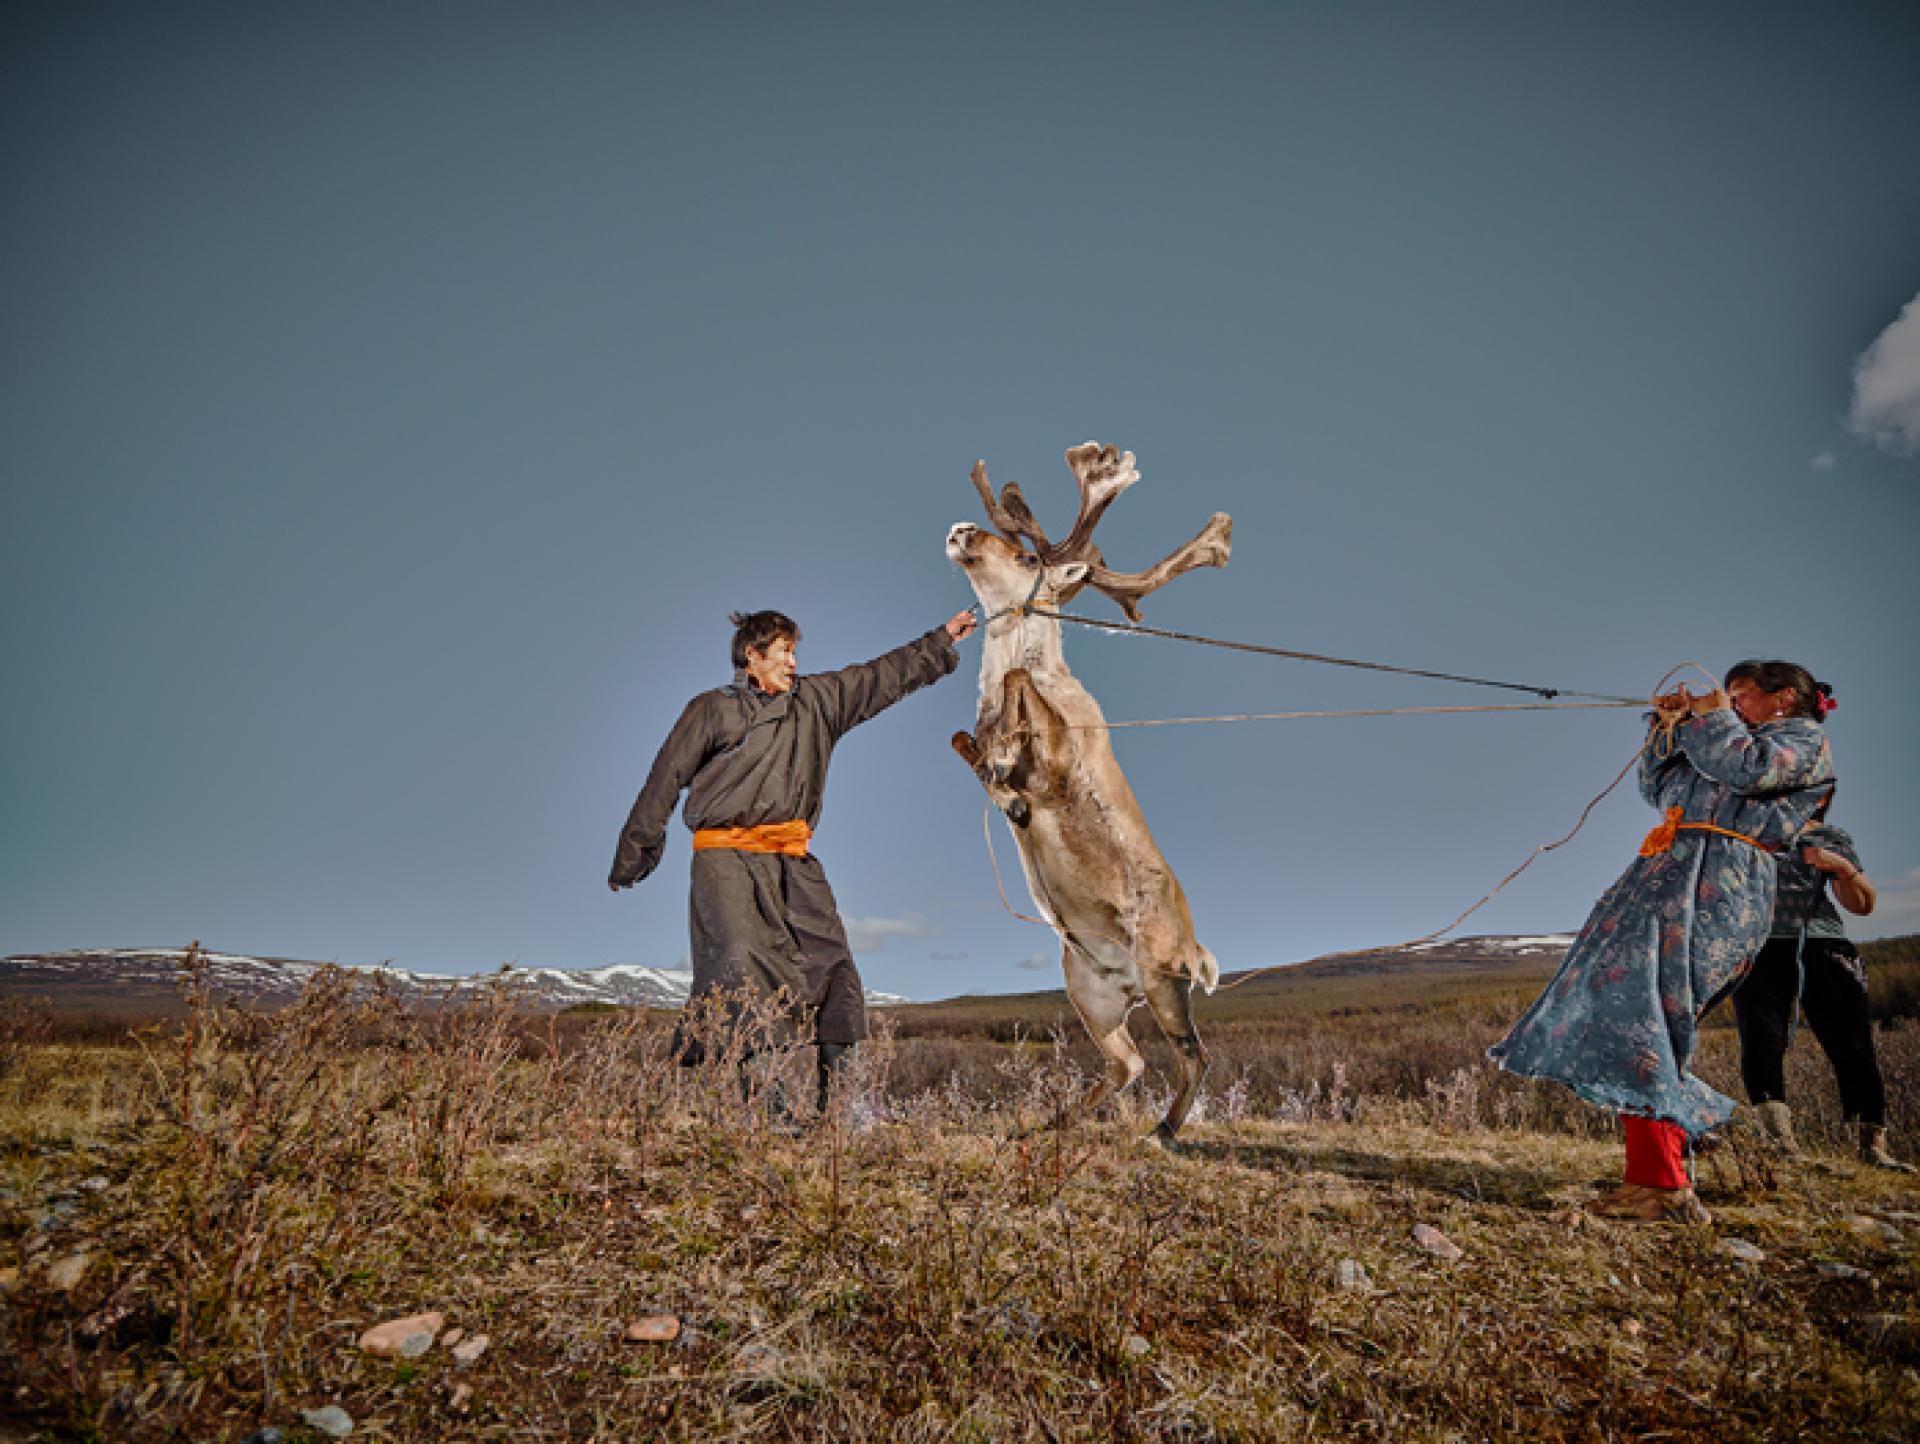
[
  {"left": 1026, "top": 606, "right": 1642, "bottom": 704},
  {"left": 1644, "top": 661, "right": 1724, "bottom": 759},
  {"left": 976, "top": 704, "right": 1654, "bottom": 973},
  {"left": 1076, "top": 700, "right": 1642, "bottom": 730},
  {"left": 1213, "top": 740, "right": 1646, "bottom": 990},
  {"left": 978, "top": 732, "right": 1650, "bottom": 988},
  {"left": 978, "top": 564, "right": 1047, "bottom": 626},
  {"left": 1211, "top": 663, "right": 1724, "bottom": 989},
  {"left": 982, "top": 802, "right": 1052, "bottom": 928},
  {"left": 973, "top": 663, "right": 1730, "bottom": 989},
  {"left": 965, "top": 602, "right": 1730, "bottom": 986}
]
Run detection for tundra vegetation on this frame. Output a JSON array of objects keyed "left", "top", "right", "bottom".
[{"left": 2, "top": 938, "right": 1918, "bottom": 1441}]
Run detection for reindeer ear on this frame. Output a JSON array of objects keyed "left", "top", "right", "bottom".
[{"left": 1050, "top": 561, "right": 1091, "bottom": 587}]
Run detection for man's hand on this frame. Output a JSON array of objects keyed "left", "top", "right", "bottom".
[
  {"left": 1652, "top": 687, "right": 1692, "bottom": 724},
  {"left": 1802, "top": 844, "right": 1855, "bottom": 876},
  {"left": 1689, "top": 686, "right": 1729, "bottom": 717},
  {"left": 1653, "top": 685, "right": 1729, "bottom": 722},
  {"left": 945, "top": 608, "right": 979, "bottom": 644}
]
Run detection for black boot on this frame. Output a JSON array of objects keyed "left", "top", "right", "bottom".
[{"left": 817, "top": 1042, "right": 854, "bottom": 1116}]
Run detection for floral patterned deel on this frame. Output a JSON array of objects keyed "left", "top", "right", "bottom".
[{"left": 1489, "top": 711, "right": 1834, "bottom": 1137}]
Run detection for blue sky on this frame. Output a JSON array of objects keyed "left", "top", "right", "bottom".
[{"left": 4, "top": 2, "right": 1917, "bottom": 999}]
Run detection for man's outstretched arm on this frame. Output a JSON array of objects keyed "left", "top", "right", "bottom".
[{"left": 816, "top": 611, "right": 976, "bottom": 739}]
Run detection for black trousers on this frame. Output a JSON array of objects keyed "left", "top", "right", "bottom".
[{"left": 1733, "top": 935, "right": 1886, "bottom": 1126}]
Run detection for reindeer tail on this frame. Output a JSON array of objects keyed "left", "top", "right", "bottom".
[{"left": 1191, "top": 945, "right": 1220, "bottom": 995}]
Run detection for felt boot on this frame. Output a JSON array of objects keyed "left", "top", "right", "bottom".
[
  {"left": 1757, "top": 1100, "right": 1803, "bottom": 1157},
  {"left": 1584, "top": 1182, "right": 1712, "bottom": 1225},
  {"left": 1857, "top": 1123, "right": 1917, "bottom": 1173}
]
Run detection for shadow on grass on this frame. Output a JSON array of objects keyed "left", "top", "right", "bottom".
[{"left": 1167, "top": 1134, "right": 1577, "bottom": 1209}]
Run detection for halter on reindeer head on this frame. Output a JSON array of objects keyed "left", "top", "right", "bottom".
[{"left": 947, "top": 443, "right": 1233, "bottom": 624}]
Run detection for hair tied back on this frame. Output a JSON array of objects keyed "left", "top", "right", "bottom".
[{"left": 1816, "top": 682, "right": 1838, "bottom": 718}]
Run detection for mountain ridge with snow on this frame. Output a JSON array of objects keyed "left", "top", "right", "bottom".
[{"left": 0, "top": 947, "right": 911, "bottom": 1013}]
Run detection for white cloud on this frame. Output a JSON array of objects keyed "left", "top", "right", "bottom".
[
  {"left": 1809, "top": 449, "right": 1836, "bottom": 474},
  {"left": 1848, "top": 291, "right": 1920, "bottom": 455},
  {"left": 1016, "top": 950, "right": 1056, "bottom": 972},
  {"left": 1858, "top": 866, "right": 1920, "bottom": 942},
  {"left": 928, "top": 950, "right": 969, "bottom": 962},
  {"left": 843, "top": 913, "right": 937, "bottom": 953}
]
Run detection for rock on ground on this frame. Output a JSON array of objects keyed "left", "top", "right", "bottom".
[
  {"left": 300, "top": 1405, "right": 353, "bottom": 1438},
  {"left": 44, "top": 1253, "right": 90, "bottom": 1291},
  {"left": 357, "top": 1311, "right": 444, "bottom": 1359},
  {"left": 1412, "top": 1224, "right": 1463, "bottom": 1261},
  {"left": 624, "top": 1314, "right": 682, "bottom": 1343},
  {"left": 451, "top": 1333, "right": 490, "bottom": 1366}
]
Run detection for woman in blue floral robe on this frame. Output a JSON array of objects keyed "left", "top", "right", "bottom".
[{"left": 1491, "top": 661, "right": 1835, "bottom": 1219}]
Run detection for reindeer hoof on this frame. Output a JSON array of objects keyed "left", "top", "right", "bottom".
[
  {"left": 1147, "top": 1122, "right": 1186, "bottom": 1151},
  {"left": 1005, "top": 796, "right": 1031, "bottom": 828}
]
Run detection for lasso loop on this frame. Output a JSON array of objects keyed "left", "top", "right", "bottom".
[{"left": 1644, "top": 661, "right": 1722, "bottom": 760}]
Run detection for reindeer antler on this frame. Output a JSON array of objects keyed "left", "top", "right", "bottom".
[
  {"left": 1050, "top": 443, "right": 1231, "bottom": 622},
  {"left": 971, "top": 446, "right": 1232, "bottom": 620},
  {"left": 1047, "top": 443, "right": 1138, "bottom": 563},
  {"left": 970, "top": 460, "right": 1054, "bottom": 554},
  {"left": 1085, "top": 512, "right": 1234, "bottom": 622}
]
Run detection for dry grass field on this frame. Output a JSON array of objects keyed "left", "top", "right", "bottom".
[{"left": 3, "top": 942, "right": 1918, "bottom": 1441}]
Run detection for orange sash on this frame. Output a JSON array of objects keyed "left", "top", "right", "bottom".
[
  {"left": 1638, "top": 805, "right": 1774, "bottom": 858},
  {"left": 692, "top": 820, "right": 813, "bottom": 857}
]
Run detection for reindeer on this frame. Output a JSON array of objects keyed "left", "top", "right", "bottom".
[{"left": 946, "top": 443, "right": 1232, "bottom": 1143}]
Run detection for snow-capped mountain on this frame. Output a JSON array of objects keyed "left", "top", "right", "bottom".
[
  {"left": 0, "top": 947, "right": 910, "bottom": 1014},
  {"left": 1400, "top": 934, "right": 1576, "bottom": 957}
]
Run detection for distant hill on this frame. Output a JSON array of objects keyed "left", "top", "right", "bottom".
[
  {"left": 888, "top": 931, "right": 1920, "bottom": 1036},
  {"left": 0, "top": 947, "right": 909, "bottom": 1017},
  {"left": 878, "top": 934, "right": 1577, "bottom": 1037},
  {"left": 1218, "top": 932, "right": 1575, "bottom": 988}
]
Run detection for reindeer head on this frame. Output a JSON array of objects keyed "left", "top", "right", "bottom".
[
  {"left": 946, "top": 443, "right": 1232, "bottom": 623},
  {"left": 945, "top": 522, "right": 1094, "bottom": 618}
]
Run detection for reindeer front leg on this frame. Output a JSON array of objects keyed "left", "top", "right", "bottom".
[
  {"left": 950, "top": 728, "right": 1031, "bottom": 827},
  {"left": 981, "top": 670, "right": 1033, "bottom": 786},
  {"left": 952, "top": 668, "right": 1048, "bottom": 827}
]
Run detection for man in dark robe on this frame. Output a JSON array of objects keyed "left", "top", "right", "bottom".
[{"left": 610, "top": 606, "right": 977, "bottom": 1106}]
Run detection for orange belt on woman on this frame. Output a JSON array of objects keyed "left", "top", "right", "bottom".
[
  {"left": 1638, "top": 806, "right": 1775, "bottom": 858},
  {"left": 692, "top": 820, "right": 813, "bottom": 857}
]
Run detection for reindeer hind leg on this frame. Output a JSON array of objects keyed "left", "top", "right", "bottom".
[
  {"left": 1143, "top": 971, "right": 1208, "bottom": 1144},
  {"left": 1061, "top": 945, "right": 1145, "bottom": 1132}
]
